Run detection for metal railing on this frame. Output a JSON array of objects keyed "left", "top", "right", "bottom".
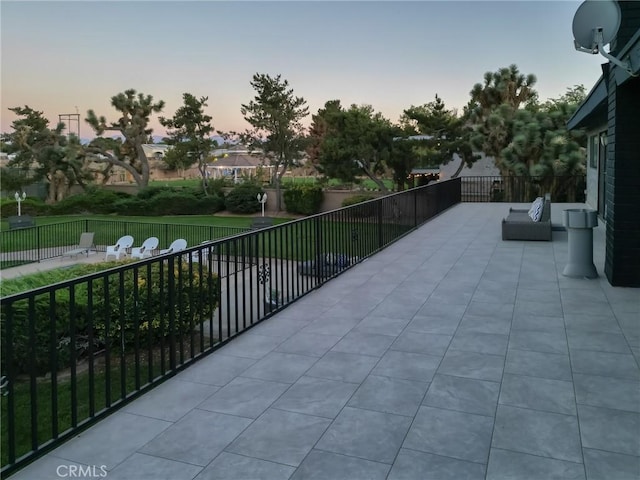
[
  {"left": 0, "top": 220, "right": 249, "bottom": 269},
  {"left": 461, "top": 175, "right": 586, "bottom": 203},
  {"left": 0, "top": 178, "right": 461, "bottom": 475}
]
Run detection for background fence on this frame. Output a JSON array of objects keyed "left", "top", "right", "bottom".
[
  {"left": 0, "top": 179, "right": 461, "bottom": 476},
  {"left": 460, "top": 175, "right": 586, "bottom": 203}
]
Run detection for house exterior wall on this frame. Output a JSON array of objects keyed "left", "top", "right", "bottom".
[
  {"left": 604, "top": 73, "right": 640, "bottom": 286},
  {"left": 585, "top": 131, "right": 599, "bottom": 211}
]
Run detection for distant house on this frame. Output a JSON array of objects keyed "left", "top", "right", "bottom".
[
  {"left": 208, "top": 146, "right": 273, "bottom": 183},
  {"left": 567, "top": 1, "right": 640, "bottom": 287}
]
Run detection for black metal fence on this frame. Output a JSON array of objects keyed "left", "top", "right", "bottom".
[
  {"left": 0, "top": 179, "right": 461, "bottom": 475},
  {"left": 461, "top": 175, "right": 586, "bottom": 203},
  {"left": 0, "top": 220, "right": 249, "bottom": 269}
]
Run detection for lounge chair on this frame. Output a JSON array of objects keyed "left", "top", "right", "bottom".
[
  {"left": 62, "top": 232, "right": 95, "bottom": 259},
  {"left": 131, "top": 237, "right": 159, "bottom": 259},
  {"left": 160, "top": 239, "right": 187, "bottom": 255},
  {"left": 105, "top": 235, "right": 134, "bottom": 260}
]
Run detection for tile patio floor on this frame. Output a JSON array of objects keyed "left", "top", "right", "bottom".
[{"left": 8, "top": 203, "right": 640, "bottom": 480}]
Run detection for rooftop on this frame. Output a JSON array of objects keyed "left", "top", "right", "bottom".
[{"left": 8, "top": 202, "right": 639, "bottom": 480}]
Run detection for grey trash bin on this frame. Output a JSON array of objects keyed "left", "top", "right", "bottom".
[{"left": 562, "top": 209, "right": 598, "bottom": 279}]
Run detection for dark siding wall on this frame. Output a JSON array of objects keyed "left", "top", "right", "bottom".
[
  {"left": 604, "top": 74, "right": 640, "bottom": 286},
  {"left": 611, "top": 1, "right": 640, "bottom": 55}
]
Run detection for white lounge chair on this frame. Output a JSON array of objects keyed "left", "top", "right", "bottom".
[
  {"left": 105, "top": 235, "right": 134, "bottom": 260},
  {"left": 160, "top": 239, "right": 187, "bottom": 255},
  {"left": 62, "top": 232, "right": 95, "bottom": 259},
  {"left": 131, "top": 237, "right": 159, "bottom": 259}
]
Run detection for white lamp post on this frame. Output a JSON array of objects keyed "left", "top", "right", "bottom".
[
  {"left": 257, "top": 193, "right": 267, "bottom": 217},
  {"left": 14, "top": 192, "right": 26, "bottom": 216}
]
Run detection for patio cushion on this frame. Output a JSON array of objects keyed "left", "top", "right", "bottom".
[{"left": 528, "top": 197, "right": 544, "bottom": 222}]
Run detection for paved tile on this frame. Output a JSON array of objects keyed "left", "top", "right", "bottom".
[
  {"left": 423, "top": 374, "right": 500, "bottom": 417},
  {"left": 354, "top": 315, "right": 412, "bottom": 336},
  {"left": 578, "top": 404, "right": 640, "bottom": 456},
  {"left": 274, "top": 332, "right": 341, "bottom": 357},
  {"left": 564, "top": 313, "right": 621, "bottom": 334},
  {"left": 415, "top": 301, "right": 467, "bottom": 320},
  {"left": 508, "top": 328, "right": 568, "bottom": 354},
  {"left": 107, "top": 453, "right": 202, "bottom": 480},
  {"left": 511, "top": 313, "right": 564, "bottom": 331},
  {"left": 371, "top": 350, "right": 441, "bottom": 382},
  {"left": 249, "top": 316, "right": 309, "bottom": 338},
  {"left": 406, "top": 314, "right": 460, "bottom": 335},
  {"left": 486, "top": 448, "right": 585, "bottom": 480},
  {"left": 195, "top": 452, "right": 294, "bottom": 480},
  {"left": 226, "top": 409, "right": 330, "bottom": 467},
  {"left": 388, "top": 448, "right": 485, "bottom": 480},
  {"left": 403, "top": 406, "right": 493, "bottom": 463},
  {"left": 305, "top": 351, "right": 378, "bottom": 383},
  {"left": 582, "top": 448, "right": 640, "bottom": 480},
  {"left": 492, "top": 405, "right": 582, "bottom": 463},
  {"left": 176, "top": 353, "right": 256, "bottom": 386},
  {"left": 140, "top": 409, "right": 252, "bottom": 466},
  {"left": 437, "top": 350, "right": 504, "bottom": 382},
  {"left": 272, "top": 375, "right": 358, "bottom": 418},
  {"left": 240, "top": 351, "right": 318, "bottom": 383},
  {"left": 197, "top": 376, "right": 290, "bottom": 419},
  {"left": 567, "top": 330, "right": 631, "bottom": 354},
  {"left": 505, "top": 349, "right": 572, "bottom": 381},
  {"left": 562, "top": 300, "right": 614, "bottom": 317},
  {"left": 217, "top": 334, "right": 285, "bottom": 359},
  {"left": 330, "top": 330, "right": 395, "bottom": 357},
  {"left": 458, "top": 314, "right": 512, "bottom": 335},
  {"left": 573, "top": 373, "right": 640, "bottom": 413},
  {"left": 367, "top": 296, "right": 424, "bottom": 320},
  {"left": 123, "top": 378, "right": 218, "bottom": 421},
  {"left": 291, "top": 450, "right": 390, "bottom": 480},
  {"left": 348, "top": 374, "right": 428, "bottom": 417},
  {"left": 570, "top": 350, "right": 639, "bottom": 381},
  {"left": 300, "top": 316, "right": 362, "bottom": 337},
  {"left": 515, "top": 299, "right": 563, "bottom": 317},
  {"left": 51, "top": 412, "right": 171, "bottom": 470},
  {"left": 465, "top": 301, "right": 514, "bottom": 319},
  {"left": 315, "top": 406, "right": 411, "bottom": 464},
  {"left": 390, "top": 331, "right": 451, "bottom": 356},
  {"left": 449, "top": 331, "right": 509, "bottom": 355},
  {"left": 499, "top": 373, "right": 576, "bottom": 415}
]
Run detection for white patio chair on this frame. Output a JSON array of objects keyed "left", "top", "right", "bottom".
[
  {"left": 160, "top": 239, "right": 187, "bottom": 255},
  {"left": 130, "top": 236, "right": 159, "bottom": 259},
  {"left": 105, "top": 235, "right": 134, "bottom": 261}
]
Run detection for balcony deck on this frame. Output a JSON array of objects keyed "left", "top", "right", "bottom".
[{"left": 9, "top": 203, "right": 639, "bottom": 480}]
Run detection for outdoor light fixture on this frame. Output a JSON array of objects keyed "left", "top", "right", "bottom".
[
  {"left": 257, "top": 193, "right": 267, "bottom": 217},
  {"left": 14, "top": 191, "right": 26, "bottom": 216}
]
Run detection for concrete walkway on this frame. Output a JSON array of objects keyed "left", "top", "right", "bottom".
[{"left": 8, "top": 203, "right": 640, "bottom": 480}]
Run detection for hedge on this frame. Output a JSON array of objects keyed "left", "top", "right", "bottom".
[
  {"left": 1, "top": 261, "right": 220, "bottom": 375},
  {"left": 225, "top": 183, "right": 264, "bottom": 214},
  {"left": 283, "top": 185, "right": 323, "bottom": 215}
]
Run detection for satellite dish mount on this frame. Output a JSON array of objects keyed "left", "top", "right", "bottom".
[{"left": 572, "top": 0, "right": 633, "bottom": 75}]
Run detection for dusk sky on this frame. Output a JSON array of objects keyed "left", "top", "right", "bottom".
[{"left": 1, "top": 1, "right": 605, "bottom": 139}]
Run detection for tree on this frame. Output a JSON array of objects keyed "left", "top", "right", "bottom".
[
  {"left": 466, "top": 64, "right": 538, "bottom": 179},
  {"left": 400, "top": 94, "right": 475, "bottom": 178},
  {"left": 228, "top": 73, "right": 309, "bottom": 211},
  {"left": 159, "top": 93, "right": 215, "bottom": 194},
  {"left": 2, "top": 106, "right": 92, "bottom": 202},
  {"left": 85, "top": 89, "right": 165, "bottom": 188},
  {"left": 312, "top": 102, "right": 393, "bottom": 192}
]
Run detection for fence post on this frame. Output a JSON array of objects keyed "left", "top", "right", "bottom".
[
  {"left": 377, "top": 200, "right": 383, "bottom": 250},
  {"left": 37, "top": 226, "right": 41, "bottom": 263},
  {"left": 413, "top": 188, "right": 418, "bottom": 228}
]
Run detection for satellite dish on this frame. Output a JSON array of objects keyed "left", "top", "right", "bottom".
[
  {"left": 571, "top": 0, "right": 631, "bottom": 74},
  {"left": 572, "top": 0, "right": 621, "bottom": 51}
]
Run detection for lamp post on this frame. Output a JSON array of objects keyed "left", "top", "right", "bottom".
[
  {"left": 14, "top": 192, "right": 26, "bottom": 216},
  {"left": 257, "top": 193, "right": 267, "bottom": 217}
]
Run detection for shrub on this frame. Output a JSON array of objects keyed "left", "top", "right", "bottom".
[
  {"left": 0, "top": 198, "right": 50, "bottom": 218},
  {"left": 51, "top": 189, "right": 131, "bottom": 215},
  {"left": 1, "top": 261, "right": 220, "bottom": 375},
  {"left": 225, "top": 183, "right": 264, "bottom": 214},
  {"left": 283, "top": 185, "right": 323, "bottom": 215},
  {"left": 341, "top": 194, "right": 376, "bottom": 207}
]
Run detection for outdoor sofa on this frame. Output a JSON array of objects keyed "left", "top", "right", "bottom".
[{"left": 502, "top": 195, "right": 552, "bottom": 241}]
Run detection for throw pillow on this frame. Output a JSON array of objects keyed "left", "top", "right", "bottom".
[{"left": 528, "top": 197, "right": 544, "bottom": 222}]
